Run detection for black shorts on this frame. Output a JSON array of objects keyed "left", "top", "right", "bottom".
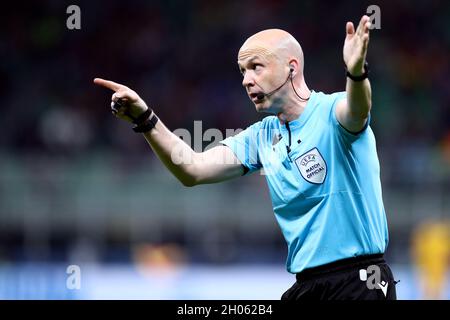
[{"left": 281, "top": 254, "right": 398, "bottom": 300}]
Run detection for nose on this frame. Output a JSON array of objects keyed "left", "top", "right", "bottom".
[{"left": 242, "top": 72, "right": 255, "bottom": 88}]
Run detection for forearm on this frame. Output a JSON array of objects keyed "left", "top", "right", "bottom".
[
  {"left": 142, "top": 119, "right": 198, "bottom": 186},
  {"left": 345, "top": 77, "right": 372, "bottom": 119},
  {"left": 93, "top": 78, "right": 242, "bottom": 186},
  {"left": 343, "top": 14, "right": 373, "bottom": 120}
]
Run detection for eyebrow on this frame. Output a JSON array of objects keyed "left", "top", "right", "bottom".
[{"left": 237, "top": 56, "right": 260, "bottom": 69}]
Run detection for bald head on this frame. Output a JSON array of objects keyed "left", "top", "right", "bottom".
[{"left": 238, "top": 29, "right": 304, "bottom": 74}]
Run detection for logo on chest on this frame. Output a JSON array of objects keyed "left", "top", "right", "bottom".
[{"left": 294, "top": 147, "right": 327, "bottom": 184}]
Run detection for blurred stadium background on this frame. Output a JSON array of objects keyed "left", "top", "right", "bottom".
[{"left": 0, "top": 0, "right": 449, "bottom": 299}]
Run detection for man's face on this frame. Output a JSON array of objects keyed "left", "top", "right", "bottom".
[{"left": 237, "top": 44, "right": 287, "bottom": 112}]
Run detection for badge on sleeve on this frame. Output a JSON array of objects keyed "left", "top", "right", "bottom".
[{"left": 295, "top": 147, "right": 327, "bottom": 184}]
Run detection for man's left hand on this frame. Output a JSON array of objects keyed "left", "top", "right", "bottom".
[{"left": 343, "top": 15, "right": 371, "bottom": 75}]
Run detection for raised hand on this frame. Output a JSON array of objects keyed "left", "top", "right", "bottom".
[
  {"left": 343, "top": 15, "right": 371, "bottom": 76},
  {"left": 93, "top": 78, "right": 149, "bottom": 123}
]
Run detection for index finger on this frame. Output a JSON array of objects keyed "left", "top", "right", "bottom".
[
  {"left": 93, "top": 78, "right": 124, "bottom": 91},
  {"left": 357, "top": 15, "right": 370, "bottom": 35}
]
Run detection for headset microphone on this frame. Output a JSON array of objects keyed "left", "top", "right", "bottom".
[{"left": 256, "top": 67, "right": 297, "bottom": 101}]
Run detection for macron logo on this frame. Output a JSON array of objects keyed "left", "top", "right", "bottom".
[{"left": 377, "top": 281, "right": 388, "bottom": 297}]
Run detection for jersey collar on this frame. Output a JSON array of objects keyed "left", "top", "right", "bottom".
[{"left": 279, "top": 90, "right": 317, "bottom": 131}]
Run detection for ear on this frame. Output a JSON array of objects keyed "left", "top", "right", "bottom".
[{"left": 288, "top": 59, "right": 300, "bottom": 77}]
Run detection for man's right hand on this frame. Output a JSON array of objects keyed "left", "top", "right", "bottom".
[
  {"left": 94, "top": 77, "right": 244, "bottom": 187},
  {"left": 93, "top": 78, "right": 149, "bottom": 123}
]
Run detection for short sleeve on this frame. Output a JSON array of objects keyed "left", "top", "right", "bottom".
[
  {"left": 220, "top": 121, "right": 263, "bottom": 175},
  {"left": 330, "top": 91, "right": 371, "bottom": 141}
]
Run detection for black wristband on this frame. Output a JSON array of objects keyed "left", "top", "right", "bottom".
[
  {"left": 132, "top": 108, "right": 152, "bottom": 125},
  {"left": 132, "top": 114, "right": 159, "bottom": 133},
  {"left": 345, "top": 61, "right": 370, "bottom": 81}
]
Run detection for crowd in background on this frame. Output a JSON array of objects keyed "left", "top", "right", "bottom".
[{"left": 1, "top": 1, "right": 449, "bottom": 160}]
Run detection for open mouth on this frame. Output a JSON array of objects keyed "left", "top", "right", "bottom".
[{"left": 249, "top": 92, "right": 263, "bottom": 102}]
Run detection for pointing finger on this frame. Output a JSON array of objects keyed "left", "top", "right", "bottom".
[{"left": 93, "top": 78, "right": 124, "bottom": 92}]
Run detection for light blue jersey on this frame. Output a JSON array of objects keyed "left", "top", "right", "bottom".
[{"left": 221, "top": 91, "right": 389, "bottom": 273}]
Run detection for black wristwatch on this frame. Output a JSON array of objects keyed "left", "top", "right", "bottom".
[
  {"left": 132, "top": 112, "right": 159, "bottom": 133},
  {"left": 111, "top": 99, "right": 159, "bottom": 133},
  {"left": 345, "top": 61, "right": 370, "bottom": 81}
]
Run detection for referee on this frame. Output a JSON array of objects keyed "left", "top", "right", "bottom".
[{"left": 94, "top": 15, "right": 397, "bottom": 300}]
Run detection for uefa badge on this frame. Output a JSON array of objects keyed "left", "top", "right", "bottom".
[{"left": 295, "top": 148, "right": 327, "bottom": 184}]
